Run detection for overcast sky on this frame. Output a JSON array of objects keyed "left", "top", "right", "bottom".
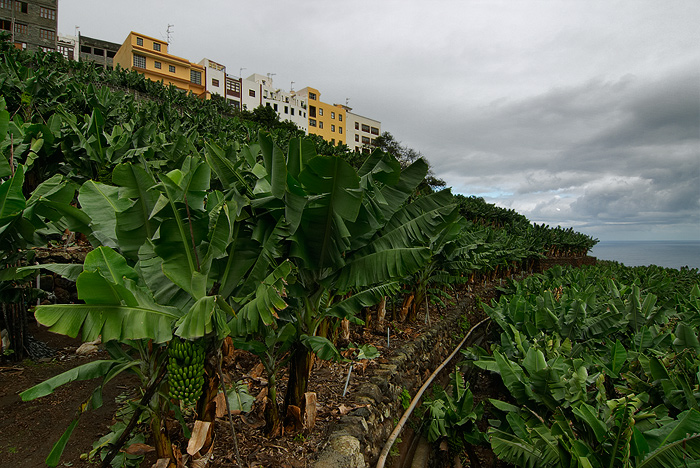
[{"left": 59, "top": 1, "right": 700, "bottom": 241}]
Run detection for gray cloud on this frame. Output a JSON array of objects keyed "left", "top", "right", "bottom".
[{"left": 59, "top": 0, "right": 700, "bottom": 240}]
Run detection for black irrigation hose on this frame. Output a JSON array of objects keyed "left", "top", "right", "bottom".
[{"left": 375, "top": 317, "right": 491, "bottom": 468}]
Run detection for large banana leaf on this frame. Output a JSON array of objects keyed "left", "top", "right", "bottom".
[
  {"left": 292, "top": 155, "right": 362, "bottom": 271},
  {"left": 111, "top": 163, "right": 161, "bottom": 260},
  {"left": 326, "top": 282, "right": 401, "bottom": 323},
  {"left": 331, "top": 247, "right": 431, "bottom": 291},
  {"left": 19, "top": 360, "right": 132, "bottom": 401},
  {"left": 0, "top": 164, "right": 26, "bottom": 234},
  {"left": 638, "top": 408, "right": 700, "bottom": 468},
  {"left": 34, "top": 247, "right": 182, "bottom": 343},
  {"left": 78, "top": 180, "right": 132, "bottom": 248}
]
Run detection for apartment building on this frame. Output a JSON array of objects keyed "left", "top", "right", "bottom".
[
  {"left": 199, "top": 58, "right": 226, "bottom": 99},
  {"left": 296, "top": 87, "right": 345, "bottom": 145},
  {"left": 344, "top": 109, "right": 381, "bottom": 153},
  {"left": 0, "top": 0, "right": 57, "bottom": 52},
  {"left": 78, "top": 34, "right": 120, "bottom": 68},
  {"left": 223, "top": 75, "right": 242, "bottom": 109},
  {"left": 246, "top": 74, "right": 307, "bottom": 132},
  {"left": 56, "top": 33, "right": 77, "bottom": 61},
  {"left": 114, "top": 31, "right": 206, "bottom": 98}
]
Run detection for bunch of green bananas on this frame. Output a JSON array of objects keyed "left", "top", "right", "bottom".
[{"left": 167, "top": 337, "right": 206, "bottom": 406}]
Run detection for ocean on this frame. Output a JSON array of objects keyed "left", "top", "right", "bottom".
[{"left": 589, "top": 241, "right": 700, "bottom": 270}]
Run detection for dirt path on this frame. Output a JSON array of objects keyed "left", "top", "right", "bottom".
[{"left": 0, "top": 324, "right": 137, "bottom": 468}]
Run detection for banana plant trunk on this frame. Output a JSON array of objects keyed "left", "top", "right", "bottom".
[
  {"left": 374, "top": 296, "right": 387, "bottom": 331},
  {"left": 264, "top": 373, "right": 282, "bottom": 437},
  {"left": 283, "top": 343, "right": 314, "bottom": 419},
  {"left": 150, "top": 412, "right": 175, "bottom": 466}
]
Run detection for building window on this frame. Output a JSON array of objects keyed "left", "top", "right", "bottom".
[
  {"left": 0, "top": 19, "right": 10, "bottom": 30},
  {"left": 362, "top": 124, "right": 370, "bottom": 133},
  {"left": 154, "top": 61, "right": 161, "bottom": 69},
  {"left": 339, "top": 127, "right": 343, "bottom": 134},
  {"left": 248, "top": 89, "right": 255, "bottom": 97},
  {"left": 331, "top": 112, "right": 335, "bottom": 119},
  {"left": 355, "top": 134, "right": 359, "bottom": 142},
  {"left": 309, "top": 119, "right": 317, "bottom": 127},
  {"left": 319, "top": 121, "right": 324, "bottom": 129},
  {"left": 190, "top": 70, "right": 202, "bottom": 85},
  {"left": 339, "top": 114, "right": 343, "bottom": 122},
  {"left": 212, "top": 78, "right": 219, "bottom": 87},
  {"left": 284, "top": 106, "right": 288, "bottom": 114},
  {"left": 273, "top": 103, "right": 278, "bottom": 111},
  {"left": 0, "top": 0, "right": 11, "bottom": 9},
  {"left": 291, "top": 108, "right": 295, "bottom": 116},
  {"left": 41, "top": 46, "right": 54, "bottom": 53},
  {"left": 226, "top": 79, "right": 241, "bottom": 95},
  {"left": 39, "top": 29, "right": 55, "bottom": 41},
  {"left": 362, "top": 136, "right": 370, "bottom": 144},
  {"left": 169, "top": 64, "right": 176, "bottom": 73},
  {"left": 371, "top": 127, "right": 380, "bottom": 135},
  {"left": 153, "top": 42, "right": 161, "bottom": 51},
  {"left": 39, "top": 6, "right": 56, "bottom": 20},
  {"left": 57, "top": 44, "right": 73, "bottom": 60},
  {"left": 15, "top": 1, "right": 27, "bottom": 13},
  {"left": 133, "top": 54, "right": 146, "bottom": 68},
  {"left": 331, "top": 125, "right": 335, "bottom": 132},
  {"left": 107, "top": 50, "right": 116, "bottom": 58},
  {"left": 14, "top": 23, "right": 27, "bottom": 34},
  {"left": 93, "top": 47, "right": 104, "bottom": 56},
  {"left": 355, "top": 122, "right": 359, "bottom": 130},
  {"left": 309, "top": 92, "right": 317, "bottom": 100},
  {"left": 319, "top": 108, "right": 324, "bottom": 116},
  {"left": 80, "top": 45, "right": 91, "bottom": 53},
  {"left": 136, "top": 37, "right": 143, "bottom": 46},
  {"left": 309, "top": 106, "right": 316, "bottom": 118}
]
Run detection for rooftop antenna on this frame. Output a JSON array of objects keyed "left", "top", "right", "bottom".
[
  {"left": 267, "top": 73, "right": 276, "bottom": 87},
  {"left": 290, "top": 81, "right": 295, "bottom": 92},
  {"left": 239, "top": 67, "right": 246, "bottom": 79},
  {"left": 166, "top": 24, "right": 174, "bottom": 47},
  {"left": 346, "top": 98, "right": 350, "bottom": 107}
]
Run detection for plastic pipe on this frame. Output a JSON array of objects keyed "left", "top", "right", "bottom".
[{"left": 375, "top": 317, "right": 490, "bottom": 468}]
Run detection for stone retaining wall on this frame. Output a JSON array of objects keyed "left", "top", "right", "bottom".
[{"left": 312, "top": 301, "right": 470, "bottom": 468}]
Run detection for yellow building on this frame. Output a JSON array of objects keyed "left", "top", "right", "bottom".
[
  {"left": 114, "top": 32, "right": 206, "bottom": 98},
  {"left": 296, "top": 87, "right": 346, "bottom": 145}
]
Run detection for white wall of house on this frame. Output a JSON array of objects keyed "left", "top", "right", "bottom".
[
  {"left": 199, "top": 58, "right": 226, "bottom": 98},
  {"left": 246, "top": 74, "right": 308, "bottom": 133},
  {"left": 346, "top": 111, "right": 381, "bottom": 152},
  {"left": 240, "top": 75, "right": 261, "bottom": 111},
  {"left": 57, "top": 34, "right": 78, "bottom": 61}
]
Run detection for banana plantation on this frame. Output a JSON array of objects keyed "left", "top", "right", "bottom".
[{"left": 1, "top": 38, "right": 697, "bottom": 468}]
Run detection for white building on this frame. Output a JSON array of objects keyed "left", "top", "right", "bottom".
[
  {"left": 243, "top": 74, "right": 308, "bottom": 132},
  {"left": 199, "top": 58, "right": 226, "bottom": 99},
  {"left": 345, "top": 109, "right": 381, "bottom": 153},
  {"left": 56, "top": 34, "right": 78, "bottom": 61}
]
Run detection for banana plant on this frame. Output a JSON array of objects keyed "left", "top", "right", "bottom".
[
  {"left": 423, "top": 369, "right": 485, "bottom": 466},
  {"left": 19, "top": 152, "right": 296, "bottom": 462},
  {"left": 255, "top": 135, "right": 457, "bottom": 414}
]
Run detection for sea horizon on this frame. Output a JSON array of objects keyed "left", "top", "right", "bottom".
[{"left": 590, "top": 240, "right": 700, "bottom": 270}]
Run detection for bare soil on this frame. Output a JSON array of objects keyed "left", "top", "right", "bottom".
[{"left": 0, "top": 299, "right": 472, "bottom": 468}]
